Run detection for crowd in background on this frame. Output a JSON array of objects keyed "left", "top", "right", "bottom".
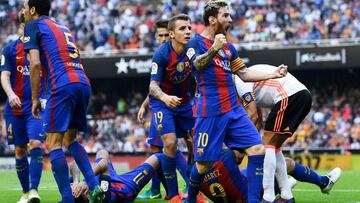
[
  {"left": 1, "top": 87, "right": 360, "bottom": 155},
  {"left": 1, "top": 0, "right": 359, "bottom": 55}
]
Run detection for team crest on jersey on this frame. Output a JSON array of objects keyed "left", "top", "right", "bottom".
[
  {"left": 186, "top": 48, "right": 195, "bottom": 59},
  {"left": 151, "top": 62, "right": 158, "bottom": 75},
  {"left": 218, "top": 49, "right": 225, "bottom": 57},
  {"left": 176, "top": 62, "right": 185, "bottom": 72},
  {"left": 157, "top": 124, "right": 163, "bottom": 130},
  {"left": 197, "top": 148, "right": 204, "bottom": 156},
  {"left": 225, "top": 50, "right": 232, "bottom": 58},
  {"left": 1, "top": 55, "right": 4, "bottom": 66}
]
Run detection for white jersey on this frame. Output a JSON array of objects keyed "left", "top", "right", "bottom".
[{"left": 234, "top": 64, "right": 308, "bottom": 108}]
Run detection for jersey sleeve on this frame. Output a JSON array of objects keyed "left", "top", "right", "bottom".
[
  {"left": 24, "top": 20, "right": 41, "bottom": 52},
  {"left": 185, "top": 39, "right": 202, "bottom": 69},
  {"left": 150, "top": 46, "right": 167, "bottom": 82},
  {"left": 229, "top": 43, "right": 246, "bottom": 73},
  {"left": 234, "top": 75, "right": 255, "bottom": 107},
  {"left": 0, "top": 45, "right": 12, "bottom": 72}
]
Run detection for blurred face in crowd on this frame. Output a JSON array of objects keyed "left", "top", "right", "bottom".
[
  {"left": 169, "top": 20, "right": 192, "bottom": 45},
  {"left": 156, "top": 27, "right": 170, "bottom": 45},
  {"left": 215, "top": 6, "right": 232, "bottom": 35}
]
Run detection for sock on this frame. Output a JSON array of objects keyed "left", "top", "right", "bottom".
[
  {"left": 50, "top": 149, "right": 74, "bottom": 203},
  {"left": 154, "top": 153, "right": 168, "bottom": 194},
  {"left": 150, "top": 172, "right": 161, "bottom": 193},
  {"left": 290, "top": 161, "right": 329, "bottom": 189},
  {"left": 248, "top": 155, "right": 265, "bottom": 203},
  {"left": 187, "top": 165, "right": 205, "bottom": 203},
  {"left": 68, "top": 141, "right": 98, "bottom": 191},
  {"left": 15, "top": 156, "right": 29, "bottom": 193},
  {"left": 29, "top": 148, "right": 43, "bottom": 190},
  {"left": 158, "top": 153, "right": 178, "bottom": 199},
  {"left": 275, "top": 150, "right": 293, "bottom": 200},
  {"left": 176, "top": 150, "right": 189, "bottom": 187},
  {"left": 263, "top": 147, "right": 276, "bottom": 202}
]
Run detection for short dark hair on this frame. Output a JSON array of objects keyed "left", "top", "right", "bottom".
[
  {"left": 17, "top": 10, "right": 25, "bottom": 23},
  {"left": 167, "top": 14, "right": 190, "bottom": 31},
  {"left": 155, "top": 19, "right": 169, "bottom": 30},
  {"left": 203, "top": 1, "right": 229, "bottom": 26},
  {"left": 28, "top": 0, "right": 51, "bottom": 16}
]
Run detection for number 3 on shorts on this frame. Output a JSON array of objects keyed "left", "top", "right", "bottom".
[{"left": 197, "top": 132, "right": 208, "bottom": 147}]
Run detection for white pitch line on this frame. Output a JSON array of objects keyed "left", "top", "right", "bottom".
[{"left": 293, "top": 189, "right": 360, "bottom": 192}]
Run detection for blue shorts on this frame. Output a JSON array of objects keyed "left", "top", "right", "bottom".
[
  {"left": 5, "top": 113, "right": 44, "bottom": 146},
  {"left": 147, "top": 116, "right": 163, "bottom": 147},
  {"left": 109, "top": 162, "right": 154, "bottom": 203},
  {"left": 152, "top": 103, "right": 195, "bottom": 139},
  {"left": 44, "top": 83, "right": 91, "bottom": 133},
  {"left": 194, "top": 106, "right": 261, "bottom": 162}
]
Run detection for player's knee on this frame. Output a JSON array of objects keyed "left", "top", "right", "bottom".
[
  {"left": 45, "top": 136, "right": 62, "bottom": 151},
  {"left": 196, "top": 161, "right": 212, "bottom": 174},
  {"left": 285, "top": 157, "right": 295, "bottom": 173},
  {"left": 96, "top": 149, "right": 109, "bottom": 160},
  {"left": 29, "top": 139, "right": 42, "bottom": 150},
  {"left": 245, "top": 144, "right": 265, "bottom": 156},
  {"left": 15, "top": 145, "right": 27, "bottom": 158}
]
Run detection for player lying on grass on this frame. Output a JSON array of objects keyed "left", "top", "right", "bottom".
[
  {"left": 68, "top": 148, "right": 340, "bottom": 203},
  {"left": 68, "top": 149, "right": 207, "bottom": 203}
]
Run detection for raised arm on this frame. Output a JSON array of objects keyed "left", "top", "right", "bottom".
[
  {"left": 190, "top": 34, "right": 226, "bottom": 72},
  {"left": 235, "top": 64, "right": 288, "bottom": 82}
]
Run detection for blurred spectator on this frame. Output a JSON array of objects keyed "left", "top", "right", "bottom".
[{"left": 0, "top": 0, "right": 359, "bottom": 54}]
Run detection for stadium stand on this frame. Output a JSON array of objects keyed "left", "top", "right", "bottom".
[{"left": 0, "top": 0, "right": 359, "bottom": 54}]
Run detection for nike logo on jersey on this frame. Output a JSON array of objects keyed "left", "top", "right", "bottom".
[{"left": 16, "top": 56, "right": 24, "bottom": 60}]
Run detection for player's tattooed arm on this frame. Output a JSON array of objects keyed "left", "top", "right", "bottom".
[
  {"left": 149, "top": 81, "right": 165, "bottom": 100},
  {"left": 193, "top": 34, "right": 226, "bottom": 71},
  {"left": 69, "top": 161, "right": 81, "bottom": 183},
  {"left": 193, "top": 46, "right": 218, "bottom": 71},
  {"left": 149, "top": 81, "right": 181, "bottom": 108}
]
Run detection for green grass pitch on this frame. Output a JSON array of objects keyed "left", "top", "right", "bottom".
[{"left": 0, "top": 170, "right": 359, "bottom": 203}]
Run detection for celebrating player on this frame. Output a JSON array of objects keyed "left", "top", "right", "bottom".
[
  {"left": 234, "top": 64, "right": 341, "bottom": 202},
  {"left": 137, "top": 19, "right": 190, "bottom": 200},
  {"left": 0, "top": 10, "right": 44, "bottom": 203},
  {"left": 22, "top": 0, "right": 103, "bottom": 202},
  {"left": 148, "top": 14, "right": 198, "bottom": 203},
  {"left": 185, "top": 2, "right": 287, "bottom": 203}
]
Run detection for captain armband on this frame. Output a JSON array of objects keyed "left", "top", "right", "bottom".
[
  {"left": 241, "top": 92, "right": 256, "bottom": 107},
  {"left": 230, "top": 58, "right": 247, "bottom": 73}
]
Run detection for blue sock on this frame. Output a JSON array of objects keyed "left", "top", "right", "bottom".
[
  {"left": 154, "top": 153, "right": 169, "bottom": 194},
  {"left": 187, "top": 165, "right": 205, "bottom": 203},
  {"left": 15, "top": 156, "right": 29, "bottom": 193},
  {"left": 176, "top": 150, "right": 189, "bottom": 187},
  {"left": 290, "top": 162, "right": 329, "bottom": 189},
  {"left": 50, "top": 149, "right": 74, "bottom": 203},
  {"left": 68, "top": 141, "right": 98, "bottom": 191},
  {"left": 151, "top": 172, "right": 161, "bottom": 193},
  {"left": 247, "top": 155, "right": 264, "bottom": 203},
  {"left": 29, "top": 148, "right": 43, "bottom": 190},
  {"left": 158, "top": 153, "right": 178, "bottom": 199}
]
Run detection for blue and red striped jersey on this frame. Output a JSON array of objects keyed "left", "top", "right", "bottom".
[
  {"left": 186, "top": 34, "right": 245, "bottom": 117},
  {"left": 149, "top": 41, "right": 192, "bottom": 107},
  {"left": 0, "top": 39, "right": 31, "bottom": 116},
  {"left": 24, "top": 16, "right": 90, "bottom": 95},
  {"left": 200, "top": 149, "right": 248, "bottom": 203}
]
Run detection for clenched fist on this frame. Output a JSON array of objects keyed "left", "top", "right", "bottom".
[{"left": 212, "top": 34, "right": 227, "bottom": 51}]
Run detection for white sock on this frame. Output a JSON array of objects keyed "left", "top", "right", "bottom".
[
  {"left": 275, "top": 150, "right": 293, "bottom": 200},
  {"left": 263, "top": 147, "right": 276, "bottom": 201}
]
